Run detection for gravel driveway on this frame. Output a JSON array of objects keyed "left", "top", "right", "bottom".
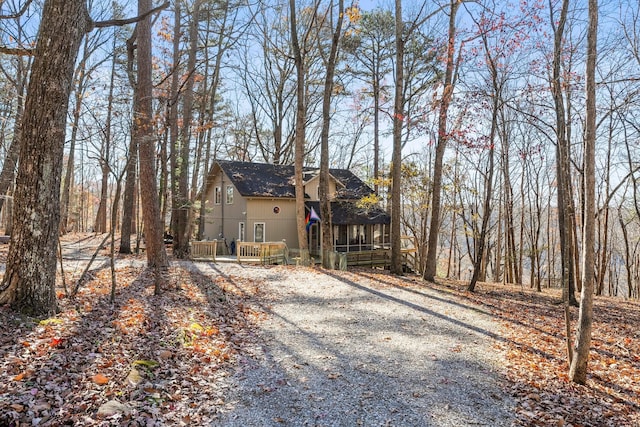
[{"left": 188, "top": 263, "right": 514, "bottom": 427}]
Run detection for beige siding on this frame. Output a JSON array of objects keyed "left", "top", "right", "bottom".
[
  {"left": 304, "top": 175, "right": 338, "bottom": 201},
  {"left": 202, "top": 173, "right": 300, "bottom": 247},
  {"left": 246, "top": 199, "right": 298, "bottom": 247},
  {"left": 202, "top": 169, "right": 247, "bottom": 241}
]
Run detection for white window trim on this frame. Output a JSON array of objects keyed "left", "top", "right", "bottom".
[
  {"left": 214, "top": 186, "right": 221, "bottom": 204},
  {"left": 239, "top": 222, "right": 245, "bottom": 242},
  {"left": 254, "top": 222, "right": 265, "bottom": 243},
  {"left": 226, "top": 185, "right": 234, "bottom": 204}
]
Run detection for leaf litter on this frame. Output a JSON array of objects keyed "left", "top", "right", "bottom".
[
  {"left": 0, "top": 260, "right": 264, "bottom": 426},
  {"left": 430, "top": 278, "right": 640, "bottom": 427},
  {"left": 0, "top": 234, "right": 638, "bottom": 426}
]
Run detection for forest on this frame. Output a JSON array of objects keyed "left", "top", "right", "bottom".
[{"left": 0, "top": 0, "right": 634, "bottom": 388}]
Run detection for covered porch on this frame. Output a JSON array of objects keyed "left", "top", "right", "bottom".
[{"left": 305, "top": 201, "right": 390, "bottom": 257}]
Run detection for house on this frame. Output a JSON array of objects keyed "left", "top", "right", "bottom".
[{"left": 201, "top": 160, "right": 390, "bottom": 256}]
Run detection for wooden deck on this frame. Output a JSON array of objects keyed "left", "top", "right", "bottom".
[{"left": 188, "top": 237, "right": 418, "bottom": 272}]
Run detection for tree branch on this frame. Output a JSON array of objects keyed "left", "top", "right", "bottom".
[
  {"left": 0, "top": 0, "right": 34, "bottom": 20},
  {"left": 90, "top": 1, "right": 169, "bottom": 29},
  {"left": 0, "top": 46, "right": 33, "bottom": 56}
]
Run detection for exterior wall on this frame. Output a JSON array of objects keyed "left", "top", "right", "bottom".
[
  {"left": 202, "top": 173, "right": 300, "bottom": 247},
  {"left": 246, "top": 198, "right": 299, "bottom": 247},
  {"left": 304, "top": 175, "right": 338, "bottom": 201},
  {"left": 202, "top": 169, "right": 247, "bottom": 242}
]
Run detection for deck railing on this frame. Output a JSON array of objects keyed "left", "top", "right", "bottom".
[
  {"left": 236, "top": 241, "right": 289, "bottom": 265},
  {"left": 190, "top": 240, "right": 217, "bottom": 261}
]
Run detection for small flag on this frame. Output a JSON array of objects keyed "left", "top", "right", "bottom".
[{"left": 306, "top": 206, "right": 320, "bottom": 231}]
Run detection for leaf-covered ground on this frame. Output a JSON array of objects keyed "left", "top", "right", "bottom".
[
  {"left": 0, "top": 236, "right": 638, "bottom": 426},
  {"left": 428, "top": 279, "right": 640, "bottom": 427},
  {"left": 0, "top": 261, "right": 266, "bottom": 425}
]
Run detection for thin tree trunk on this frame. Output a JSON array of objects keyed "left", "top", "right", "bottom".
[
  {"left": 390, "top": 0, "right": 404, "bottom": 275},
  {"left": 551, "top": 0, "right": 578, "bottom": 307},
  {"left": 319, "top": 1, "right": 344, "bottom": 269},
  {"left": 424, "top": 0, "right": 459, "bottom": 281},
  {"left": 60, "top": 48, "right": 86, "bottom": 234},
  {"left": 569, "top": 0, "right": 597, "bottom": 385},
  {"left": 95, "top": 40, "right": 117, "bottom": 234}
]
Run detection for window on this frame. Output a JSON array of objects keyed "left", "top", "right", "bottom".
[
  {"left": 254, "top": 223, "right": 265, "bottom": 243},
  {"left": 226, "top": 185, "right": 234, "bottom": 204},
  {"left": 214, "top": 187, "right": 221, "bottom": 204},
  {"left": 239, "top": 222, "right": 245, "bottom": 242}
]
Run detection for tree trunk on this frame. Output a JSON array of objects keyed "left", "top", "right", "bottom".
[
  {"left": 120, "top": 21, "right": 144, "bottom": 254},
  {"left": 423, "top": 0, "right": 459, "bottom": 282},
  {"left": 94, "top": 162, "right": 109, "bottom": 233},
  {"left": 0, "top": 0, "right": 89, "bottom": 316},
  {"left": 290, "top": 0, "right": 312, "bottom": 265},
  {"left": 95, "top": 38, "right": 117, "bottom": 234},
  {"left": 319, "top": 1, "right": 344, "bottom": 269},
  {"left": 569, "top": 0, "right": 597, "bottom": 385},
  {"left": 390, "top": 0, "right": 404, "bottom": 275},
  {"left": 551, "top": 0, "right": 579, "bottom": 307},
  {"left": 119, "top": 133, "right": 138, "bottom": 253},
  {"left": 0, "top": 68, "right": 26, "bottom": 223},
  {"left": 136, "top": 0, "right": 168, "bottom": 270},
  {"left": 173, "top": 0, "right": 201, "bottom": 258},
  {"left": 468, "top": 48, "right": 498, "bottom": 292}
]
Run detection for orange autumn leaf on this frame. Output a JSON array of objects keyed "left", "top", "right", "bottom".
[
  {"left": 50, "top": 338, "right": 63, "bottom": 347},
  {"left": 91, "top": 374, "right": 109, "bottom": 385},
  {"left": 13, "top": 372, "right": 25, "bottom": 381}
]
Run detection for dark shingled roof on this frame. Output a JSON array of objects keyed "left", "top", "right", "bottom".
[
  {"left": 216, "top": 160, "right": 374, "bottom": 200},
  {"left": 306, "top": 201, "right": 390, "bottom": 225},
  {"left": 217, "top": 160, "right": 297, "bottom": 198}
]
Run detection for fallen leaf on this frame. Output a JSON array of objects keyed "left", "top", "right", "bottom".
[
  {"left": 13, "top": 372, "right": 25, "bottom": 381},
  {"left": 10, "top": 403, "right": 24, "bottom": 412},
  {"left": 92, "top": 374, "right": 109, "bottom": 385},
  {"left": 126, "top": 368, "right": 143, "bottom": 386},
  {"left": 158, "top": 350, "right": 173, "bottom": 360},
  {"left": 97, "top": 400, "right": 131, "bottom": 418},
  {"left": 39, "top": 318, "right": 63, "bottom": 326},
  {"left": 133, "top": 359, "right": 159, "bottom": 369}
]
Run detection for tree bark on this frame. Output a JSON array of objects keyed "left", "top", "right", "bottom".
[
  {"left": 551, "top": 0, "right": 579, "bottom": 307},
  {"left": 0, "top": 0, "right": 89, "bottom": 316},
  {"left": 173, "top": 0, "right": 201, "bottom": 258},
  {"left": 319, "top": 0, "right": 344, "bottom": 268},
  {"left": 290, "top": 0, "right": 312, "bottom": 265},
  {"left": 570, "top": 0, "right": 597, "bottom": 385},
  {"left": 390, "top": 0, "right": 404, "bottom": 275},
  {"left": 423, "top": 0, "right": 459, "bottom": 282},
  {"left": 95, "top": 36, "right": 118, "bottom": 234},
  {"left": 468, "top": 28, "right": 499, "bottom": 291},
  {"left": 0, "top": 65, "right": 26, "bottom": 223},
  {"left": 136, "top": 0, "right": 168, "bottom": 270}
]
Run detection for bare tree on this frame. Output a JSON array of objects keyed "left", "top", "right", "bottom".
[
  {"left": 319, "top": 0, "right": 344, "bottom": 268},
  {"left": 569, "top": 0, "right": 597, "bottom": 386},
  {"left": 423, "top": 0, "right": 461, "bottom": 281}
]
